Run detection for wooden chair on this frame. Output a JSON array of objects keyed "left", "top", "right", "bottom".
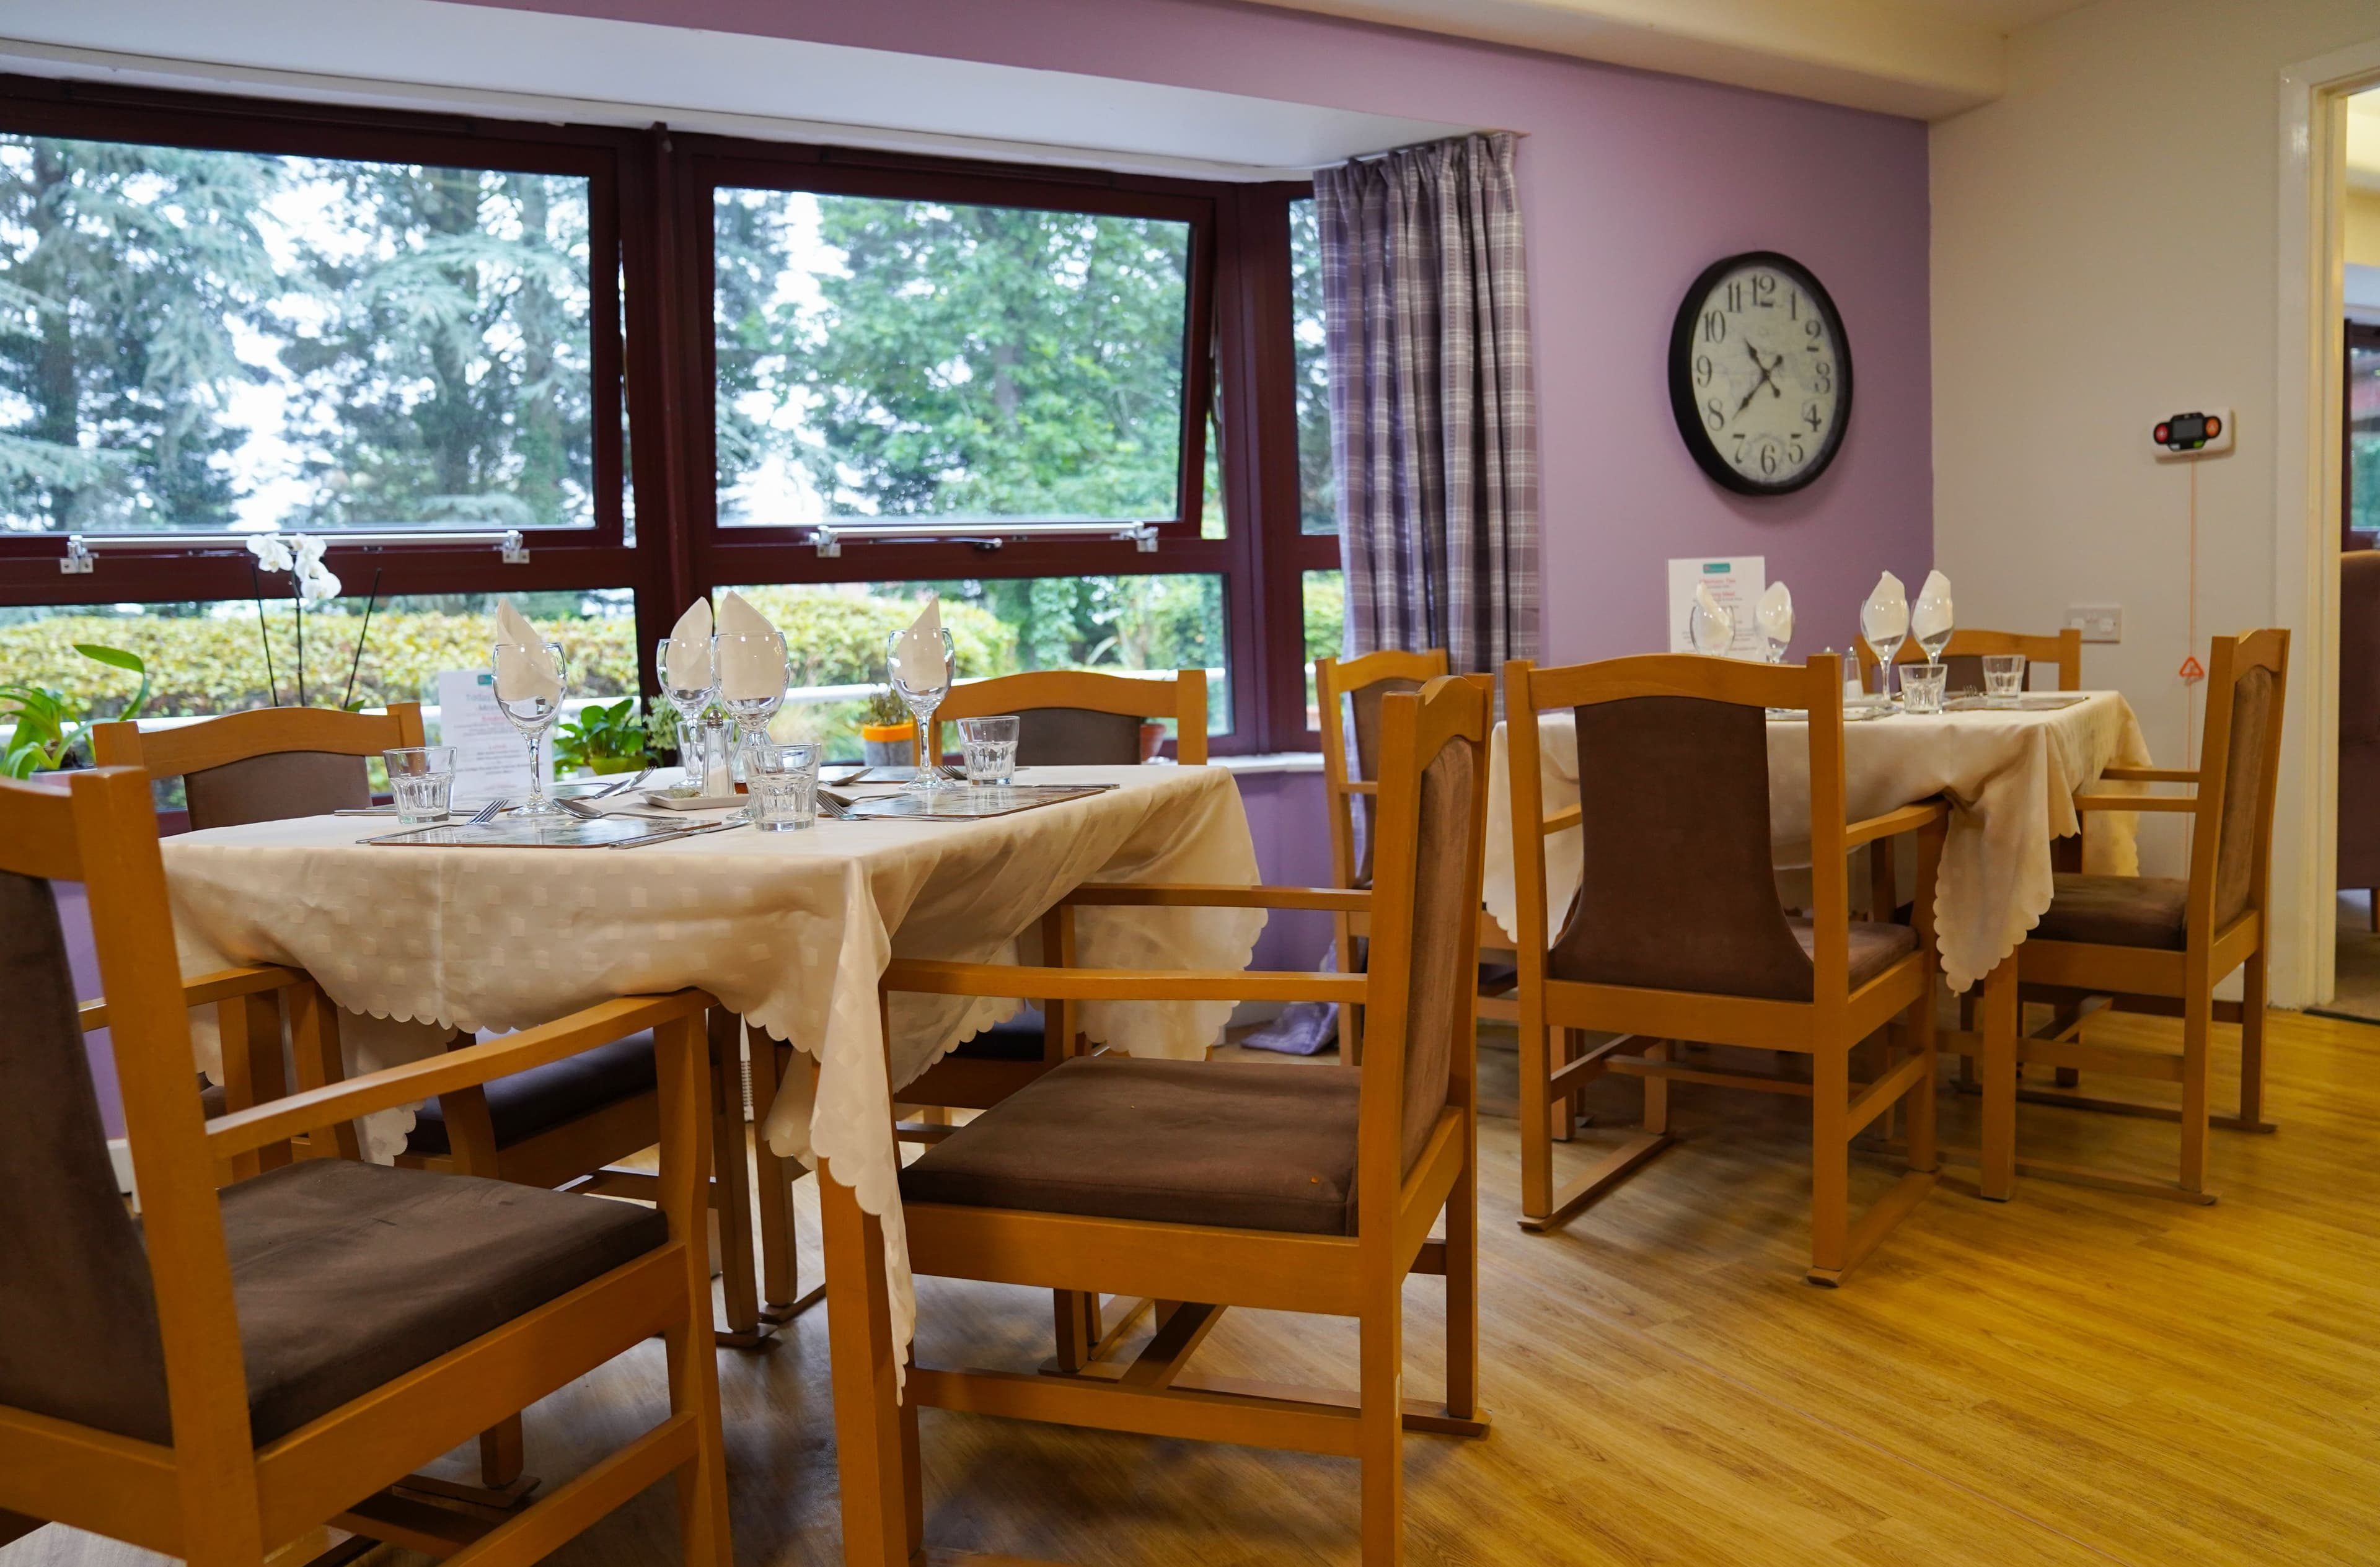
[
  {"left": 92, "top": 708, "right": 789, "bottom": 1350},
  {"left": 1971, "top": 629, "right": 2289, "bottom": 1203},
  {"left": 880, "top": 674, "right": 1491, "bottom": 1563},
  {"left": 1853, "top": 625, "right": 2084, "bottom": 696},
  {"left": 930, "top": 665, "right": 1209, "bottom": 766},
  {"left": 1504, "top": 652, "right": 1943, "bottom": 1283},
  {"left": 0, "top": 765, "right": 728, "bottom": 1567},
  {"left": 1316, "top": 651, "right": 1518, "bottom": 1061}
]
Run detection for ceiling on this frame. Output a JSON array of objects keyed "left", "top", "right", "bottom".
[
  {"left": 1247, "top": 0, "right": 2104, "bottom": 120},
  {"left": 0, "top": 0, "right": 1472, "bottom": 180}
]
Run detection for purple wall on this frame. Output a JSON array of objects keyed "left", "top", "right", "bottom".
[
  {"left": 462, "top": 0, "right": 1936, "bottom": 661},
  {"left": 1236, "top": 770, "right": 1335, "bottom": 972}
]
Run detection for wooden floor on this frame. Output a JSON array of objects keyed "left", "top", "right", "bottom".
[{"left": 16, "top": 1004, "right": 2380, "bottom": 1566}]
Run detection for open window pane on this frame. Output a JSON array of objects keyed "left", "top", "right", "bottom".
[
  {"left": 714, "top": 191, "right": 1191, "bottom": 527},
  {"left": 715, "top": 577, "right": 1228, "bottom": 757},
  {"left": 1289, "top": 197, "right": 1334, "bottom": 535},
  {"left": 1302, "top": 568, "right": 1344, "bottom": 731},
  {"left": 2352, "top": 330, "right": 2380, "bottom": 545},
  {"left": 0, "top": 134, "right": 600, "bottom": 536}
]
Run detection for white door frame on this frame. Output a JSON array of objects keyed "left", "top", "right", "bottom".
[{"left": 2273, "top": 40, "right": 2380, "bottom": 1009}]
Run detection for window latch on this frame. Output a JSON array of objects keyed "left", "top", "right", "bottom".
[
  {"left": 500, "top": 530, "right": 530, "bottom": 564},
  {"left": 60, "top": 536, "right": 94, "bottom": 575}
]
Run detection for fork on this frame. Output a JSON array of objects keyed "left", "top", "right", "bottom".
[
  {"left": 466, "top": 798, "right": 507, "bottom": 825},
  {"left": 589, "top": 766, "right": 652, "bottom": 800}
]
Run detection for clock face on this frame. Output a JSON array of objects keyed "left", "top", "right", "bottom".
[{"left": 1667, "top": 252, "right": 1851, "bottom": 495}]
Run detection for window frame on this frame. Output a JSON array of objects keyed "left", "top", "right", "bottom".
[{"left": 0, "top": 78, "right": 1339, "bottom": 756}]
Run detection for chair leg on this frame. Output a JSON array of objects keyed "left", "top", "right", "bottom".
[
  {"left": 1337, "top": 920, "right": 1365, "bottom": 1063},
  {"left": 1809, "top": 1044, "right": 1849, "bottom": 1279},
  {"left": 1549, "top": 1029, "right": 1579, "bottom": 1143},
  {"left": 706, "top": 1009, "right": 769, "bottom": 1347},
  {"left": 1444, "top": 1145, "right": 1479, "bottom": 1423},
  {"left": 1977, "top": 960, "right": 2019, "bottom": 1201},
  {"left": 2180, "top": 986, "right": 2213, "bottom": 1196},
  {"left": 1906, "top": 993, "right": 1939, "bottom": 1175},
  {"left": 1358, "top": 1299, "right": 1405, "bottom": 1565},
  {"left": 478, "top": 1417, "right": 525, "bottom": 1488},
  {"left": 1641, "top": 1038, "right": 1671, "bottom": 1137},
  {"left": 2232, "top": 950, "right": 2276, "bottom": 1132},
  {"left": 751, "top": 1037, "right": 821, "bottom": 1323}
]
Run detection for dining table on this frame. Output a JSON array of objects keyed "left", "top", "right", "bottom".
[
  {"left": 159, "top": 762, "right": 1267, "bottom": 1565},
  {"left": 1482, "top": 690, "right": 2156, "bottom": 1199}
]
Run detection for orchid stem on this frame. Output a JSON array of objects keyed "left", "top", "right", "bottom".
[
  {"left": 341, "top": 568, "right": 383, "bottom": 713},
  {"left": 251, "top": 561, "right": 280, "bottom": 708}
]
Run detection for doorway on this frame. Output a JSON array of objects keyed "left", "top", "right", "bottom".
[{"left": 2332, "top": 315, "right": 2380, "bottom": 1017}]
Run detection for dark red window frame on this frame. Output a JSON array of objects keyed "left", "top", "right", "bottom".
[{"left": 0, "top": 78, "right": 1335, "bottom": 754}]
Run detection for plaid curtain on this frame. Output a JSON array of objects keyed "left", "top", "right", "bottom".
[{"left": 1316, "top": 132, "right": 1539, "bottom": 673}]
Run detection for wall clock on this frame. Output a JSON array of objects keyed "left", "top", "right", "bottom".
[{"left": 1667, "top": 251, "right": 1851, "bottom": 495}]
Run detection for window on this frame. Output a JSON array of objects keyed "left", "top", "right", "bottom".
[
  {"left": 2350, "top": 322, "right": 2380, "bottom": 550},
  {"left": 0, "top": 82, "right": 1336, "bottom": 760}
]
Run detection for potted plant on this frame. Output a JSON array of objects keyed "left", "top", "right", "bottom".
[
  {"left": 553, "top": 697, "right": 653, "bottom": 776},
  {"left": 2, "top": 644, "right": 151, "bottom": 778},
  {"left": 860, "top": 687, "right": 915, "bottom": 767}
]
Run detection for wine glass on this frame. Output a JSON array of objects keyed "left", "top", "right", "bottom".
[
  {"left": 1756, "top": 583, "right": 1794, "bottom": 665},
  {"left": 1688, "top": 593, "right": 1735, "bottom": 656},
  {"left": 655, "top": 634, "right": 719, "bottom": 775},
  {"left": 1860, "top": 588, "right": 1909, "bottom": 701},
  {"left": 490, "top": 639, "right": 568, "bottom": 817},
  {"left": 713, "top": 628, "right": 790, "bottom": 791},
  {"left": 886, "top": 625, "right": 957, "bottom": 791},
  {"left": 1912, "top": 582, "right": 1955, "bottom": 675}
]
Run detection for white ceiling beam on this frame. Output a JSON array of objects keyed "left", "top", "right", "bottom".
[{"left": 1248, "top": 0, "right": 2012, "bottom": 121}]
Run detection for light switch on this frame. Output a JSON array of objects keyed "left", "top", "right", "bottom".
[{"left": 2066, "top": 605, "right": 2122, "bottom": 644}]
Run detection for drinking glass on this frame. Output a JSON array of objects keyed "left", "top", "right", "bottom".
[
  {"left": 747, "top": 743, "right": 822, "bottom": 832},
  {"left": 656, "top": 634, "right": 720, "bottom": 771},
  {"left": 1901, "top": 664, "right": 1949, "bottom": 715},
  {"left": 1688, "top": 596, "right": 1735, "bottom": 656},
  {"left": 382, "top": 745, "right": 456, "bottom": 824},
  {"left": 1982, "top": 653, "right": 2027, "bottom": 704},
  {"left": 958, "top": 715, "right": 1020, "bottom": 785},
  {"left": 714, "top": 629, "right": 789, "bottom": 786},
  {"left": 886, "top": 626, "right": 958, "bottom": 791},
  {"left": 1860, "top": 600, "right": 1908, "bottom": 701},
  {"left": 490, "top": 640, "right": 568, "bottom": 817},
  {"left": 1913, "top": 585, "right": 1955, "bottom": 670}
]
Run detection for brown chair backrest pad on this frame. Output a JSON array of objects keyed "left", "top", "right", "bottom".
[
  {"left": 1012, "top": 708, "right": 1144, "bottom": 768},
  {"left": 1395, "top": 739, "right": 1476, "bottom": 1175},
  {"left": 0, "top": 872, "right": 172, "bottom": 1443},
  {"left": 1549, "top": 695, "right": 1815, "bottom": 1002},
  {"left": 185, "top": 750, "right": 371, "bottom": 830},
  {"left": 2213, "top": 663, "right": 2276, "bottom": 928},
  {"left": 1349, "top": 675, "right": 1424, "bottom": 885}
]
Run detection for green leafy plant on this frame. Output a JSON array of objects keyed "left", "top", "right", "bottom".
[
  {"left": 862, "top": 687, "right": 910, "bottom": 729},
  {"left": 552, "top": 697, "right": 651, "bottom": 775},
  {"left": 0, "top": 644, "right": 149, "bottom": 778}
]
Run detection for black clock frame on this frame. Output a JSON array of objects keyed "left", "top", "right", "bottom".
[{"left": 1667, "top": 250, "right": 1853, "bottom": 496}]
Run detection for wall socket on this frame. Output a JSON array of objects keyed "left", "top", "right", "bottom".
[{"left": 2066, "top": 605, "right": 2122, "bottom": 643}]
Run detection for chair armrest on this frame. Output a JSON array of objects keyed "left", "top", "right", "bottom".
[
  {"left": 1844, "top": 799, "right": 1950, "bottom": 849},
  {"left": 883, "top": 959, "right": 1366, "bottom": 1006},
  {"left": 2074, "top": 794, "right": 2197, "bottom": 814},
  {"left": 1543, "top": 804, "right": 1581, "bottom": 834},
  {"left": 79, "top": 964, "right": 302, "bottom": 1034},
  {"left": 205, "top": 989, "right": 715, "bottom": 1161},
  {"left": 2099, "top": 766, "right": 2198, "bottom": 783},
  {"left": 1061, "top": 883, "right": 1369, "bottom": 913},
  {"left": 1342, "top": 780, "right": 1380, "bottom": 796}
]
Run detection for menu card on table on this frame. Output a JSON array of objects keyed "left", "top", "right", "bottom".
[
  {"left": 434, "top": 669, "right": 541, "bottom": 802},
  {"left": 1666, "top": 556, "right": 1766, "bottom": 659}
]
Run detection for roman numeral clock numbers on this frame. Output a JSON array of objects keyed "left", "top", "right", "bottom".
[{"left": 1667, "top": 250, "right": 1852, "bottom": 496}]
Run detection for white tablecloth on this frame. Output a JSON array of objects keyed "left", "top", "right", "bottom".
[
  {"left": 1482, "top": 695, "right": 2152, "bottom": 993},
  {"left": 162, "top": 765, "right": 1264, "bottom": 1385}
]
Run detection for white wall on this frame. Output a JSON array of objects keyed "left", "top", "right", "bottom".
[{"left": 1930, "top": 0, "right": 2380, "bottom": 1001}]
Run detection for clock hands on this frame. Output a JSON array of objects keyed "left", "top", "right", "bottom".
[{"left": 1733, "top": 341, "right": 1785, "bottom": 417}]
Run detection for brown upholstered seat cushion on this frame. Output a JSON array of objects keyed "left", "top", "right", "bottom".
[
  {"left": 899, "top": 1056, "right": 1361, "bottom": 1236},
  {"left": 405, "top": 1031, "right": 658, "bottom": 1156},
  {"left": 222, "top": 1158, "right": 665, "bottom": 1441},
  {"left": 2031, "top": 874, "right": 2191, "bottom": 950},
  {"left": 1784, "top": 917, "right": 1919, "bottom": 988}
]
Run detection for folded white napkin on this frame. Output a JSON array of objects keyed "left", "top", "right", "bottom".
[
  {"left": 1862, "top": 571, "right": 1910, "bottom": 644},
  {"left": 1756, "top": 581, "right": 1794, "bottom": 647},
  {"left": 1689, "top": 582, "right": 1735, "bottom": 655},
  {"left": 891, "top": 594, "right": 947, "bottom": 689},
  {"left": 1912, "top": 569, "right": 1955, "bottom": 643},
  {"left": 493, "top": 599, "right": 560, "bottom": 703},
  {"left": 715, "top": 590, "right": 785, "bottom": 702},
  {"left": 666, "top": 598, "right": 715, "bottom": 689}
]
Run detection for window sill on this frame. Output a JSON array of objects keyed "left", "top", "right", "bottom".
[{"left": 1206, "top": 751, "right": 1323, "bottom": 775}]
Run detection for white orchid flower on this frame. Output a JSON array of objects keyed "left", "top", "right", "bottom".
[
  {"left": 289, "top": 534, "right": 328, "bottom": 570},
  {"left": 296, "top": 563, "right": 342, "bottom": 607},
  {"left": 245, "top": 533, "right": 295, "bottom": 573}
]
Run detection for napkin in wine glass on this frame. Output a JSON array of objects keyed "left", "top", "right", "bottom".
[
  {"left": 891, "top": 594, "right": 945, "bottom": 688},
  {"left": 1862, "top": 572, "right": 1910, "bottom": 644},
  {"left": 1688, "top": 582, "right": 1734, "bottom": 655},
  {"left": 668, "top": 597, "right": 714, "bottom": 682},
  {"left": 1912, "top": 569, "right": 1955, "bottom": 644},
  {"left": 493, "top": 598, "right": 561, "bottom": 703},
  {"left": 1756, "top": 581, "right": 1794, "bottom": 649},
  {"left": 716, "top": 590, "right": 784, "bottom": 701}
]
